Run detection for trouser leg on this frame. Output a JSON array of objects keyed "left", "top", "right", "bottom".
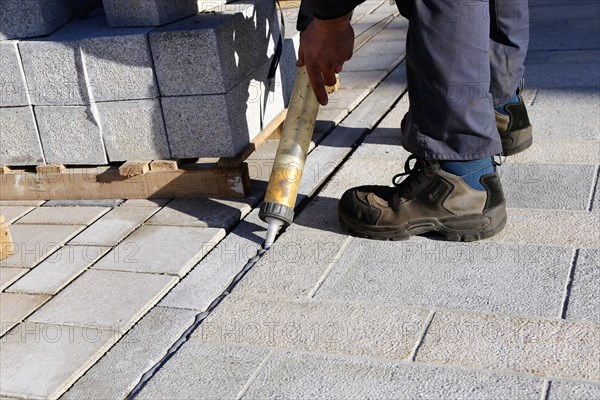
[
  {"left": 489, "top": 0, "right": 530, "bottom": 106},
  {"left": 402, "top": 0, "right": 502, "bottom": 160}
]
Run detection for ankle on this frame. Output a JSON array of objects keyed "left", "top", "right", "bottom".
[{"left": 439, "top": 157, "right": 495, "bottom": 191}]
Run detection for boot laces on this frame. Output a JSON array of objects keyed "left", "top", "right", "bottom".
[{"left": 392, "top": 155, "right": 426, "bottom": 194}]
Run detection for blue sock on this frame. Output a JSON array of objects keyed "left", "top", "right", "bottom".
[
  {"left": 495, "top": 92, "right": 521, "bottom": 115},
  {"left": 439, "top": 157, "right": 495, "bottom": 191}
]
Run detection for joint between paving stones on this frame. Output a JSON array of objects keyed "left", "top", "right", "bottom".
[
  {"left": 559, "top": 248, "right": 580, "bottom": 319},
  {"left": 540, "top": 379, "right": 551, "bottom": 400},
  {"left": 586, "top": 165, "right": 600, "bottom": 211},
  {"left": 409, "top": 310, "right": 436, "bottom": 362},
  {"left": 307, "top": 236, "right": 354, "bottom": 298},
  {"left": 234, "top": 349, "right": 275, "bottom": 400}
]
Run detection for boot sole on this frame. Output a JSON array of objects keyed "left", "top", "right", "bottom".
[
  {"left": 338, "top": 203, "right": 507, "bottom": 242},
  {"left": 501, "top": 125, "right": 533, "bottom": 156}
]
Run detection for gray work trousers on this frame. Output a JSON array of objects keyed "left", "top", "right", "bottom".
[{"left": 401, "top": 0, "right": 529, "bottom": 160}]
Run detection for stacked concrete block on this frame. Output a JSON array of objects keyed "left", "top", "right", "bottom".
[
  {"left": 0, "top": 41, "right": 28, "bottom": 107},
  {"left": 35, "top": 106, "right": 107, "bottom": 164},
  {"left": 163, "top": 58, "right": 285, "bottom": 158},
  {"left": 0, "top": 107, "right": 45, "bottom": 165},
  {"left": 97, "top": 99, "right": 170, "bottom": 160},
  {"left": 102, "top": 0, "right": 199, "bottom": 27},
  {"left": 153, "top": 0, "right": 286, "bottom": 158},
  {"left": 0, "top": 0, "right": 98, "bottom": 40}
]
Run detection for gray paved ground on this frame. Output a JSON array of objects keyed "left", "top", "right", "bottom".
[{"left": 1, "top": 0, "right": 599, "bottom": 399}]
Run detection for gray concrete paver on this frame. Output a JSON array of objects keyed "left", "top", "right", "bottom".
[
  {"left": 488, "top": 209, "right": 600, "bottom": 248},
  {"left": 27, "top": 269, "right": 177, "bottom": 333},
  {"left": 315, "top": 240, "right": 572, "bottom": 319},
  {"left": 68, "top": 207, "right": 157, "bottom": 246},
  {"left": 195, "top": 294, "right": 430, "bottom": 361},
  {"left": 416, "top": 311, "right": 600, "bottom": 381},
  {"left": 0, "top": 293, "right": 49, "bottom": 336},
  {"left": 0, "top": 268, "right": 28, "bottom": 291},
  {"left": 15, "top": 206, "right": 110, "bottom": 225},
  {"left": 0, "top": 225, "right": 84, "bottom": 268},
  {"left": 62, "top": 306, "right": 197, "bottom": 400},
  {"left": 0, "top": 322, "right": 119, "bottom": 400},
  {"left": 92, "top": 225, "right": 225, "bottom": 277},
  {"left": 135, "top": 342, "right": 270, "bottom": 400},
  {"left": 6, "top": 245, "right": 110, "bottom": 295},
  {"left": 145, "top": 196, "right": 257, "bottom": 228},
  {"left": 547, "top": 380, "right": 600, "bottom": 399},
  {"left": 504, "top": 139, "right": 600, "bottom": 165},
  {"left": 0, "top": 206, "right": 33, "bottom": 224},
  {"left": 242, "top": 351, "right": 543, "bottom": 399},
  {"left": 498, "top": 164, "right": 596, "bottom": 210},
  {"left": 159, "top": 209, "right": 267, "bottom": 311},
  {"left": 566, "top": 249, "right": 600, "bottom": 323}
]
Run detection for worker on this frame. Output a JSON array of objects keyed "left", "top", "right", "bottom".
[{"left": 297, "top": 0, "right": 532, "bottom": 241}]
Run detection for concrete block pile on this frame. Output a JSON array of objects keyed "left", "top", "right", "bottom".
[{"left": 0, "top": 0, "right": 294, "bottom": 166}]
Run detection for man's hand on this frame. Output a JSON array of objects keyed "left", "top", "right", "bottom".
[{"left": 297, "top": 14, "right": 354, "bottom": 105}]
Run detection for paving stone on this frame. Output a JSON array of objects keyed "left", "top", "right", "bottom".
[
  {"left": 6, "top": 245, "right": 110, "bottom": 295},
  {"left": 149, "top": 5, "right": 275, "bottom": 96},
  {"left": 351, "top": 138, "right": 410, "bottom": 161},
  {"left": 243, "top": 351, "right": 543, "bottom": 399},
  {"left": 28, "top": 269, "right": 177, "bottom": 333},
  {"left": 0, "top": 106, "right": 45, "bottom": 165},
  {"left": 69, "top": 207, "right": 156, "bottom": 246},
  {"left": 505, "top": 139, "right": 600, "bottom": 165},
  {"left": 98, "top": 99, "right": 170, "bottom": 161},
  {"left": 43, "top": 199, "right": 123, "bottom": 207},
  {"left": 527, "top": 89, "right": 599, "bottom": 140},
  {"left": 159, "top": 209, "right": 267, "bottom": 311},
  {"left": 0, "top": 206, "right": 33, "bottom": 225},
  {"left": 145, "top": 196, "right": 256, "bottom": 228},
  {"left": 196, "top": 294, "right": 429, "bottom": 360},
  {"left": 416, "top": 311, "right": 600, "bottom": 381},
  {"left": 525, "top": 62, "right": 600, "bottom": 88},
  {"left": 120, "top": 199, "right": 170, "bottom": 207},
  {"left": 103, "top": 0, "right": 198, "bottom": 27},
  {"left": 594, "top": 176, "right": 600, "bottom": 211},
  {"left": 322, "top": 88, "right": 370, "bottom": 112},
  {"left": 0, "top": 201, "right": 45, "bottom": 207},
  {"left": 0, "top": 293, "right": 49, "bottom": 336},
  {"left": 0, "top": 322, "right": 118, "bottom": 399},
  {"left": 92, "top": 225, "right": 225, "bottom": 276},
  {"left": 488, "top": 209, "right": 600, "bottom": 248},
  {"left": 232, "top": 225, "right": 348, "bottom": 301},
  {"left": 338, "top": 70, "right": 388, "bottom": 90},
  {"left": 547, "top": 380, "right": 600, "bottom": 399},
  {"left": 318, "top": 239, "right": 572, "bottom": 318},
  {"left": 0, "top": 268, "right": 28, "bottom": 291},
  {"left": 19, "top": 40, "right": 87, "bottom": 106},
  {"left": 35, "top": 106, "right": 108, "bottom": 164},
  {"left": 529, "top": 22, "right": 600, "bottom": 51},
  {"left": 343, "top": 54, "right": 403, "bottom": 72},
  {"left": 0, "top": 224, "right": 83, "bottom": 268},
  {"left": 0, "top": 0, "right": 74, "bottom": 40},
  {"left": 0, "top": 41, "right": 28, "bottom": 107},
  {"left": 498, "top": 164, "right": 596, "bottom": 210},
  {"left": 62, "top": 306, "right": 197, "bottom": 400},
  {"left": 566, "top": 249, "right": 600, "bottom": 323},
  {"left": 136, "top": 342, "right": 270, "bottom": 400},
  {"left": 16, "top": 206, "right": 109, "bottom": 225}
]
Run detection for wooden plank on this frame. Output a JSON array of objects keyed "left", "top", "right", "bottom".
[
  {"left": 218, "top": 108, "right": 288, "bottom": 168},
  {"left": 0, "top": 164, "right": 251, "bottom": 200},
  {"left": 149, "top": 160, "right": 179, "bottom": 171},
  {"left": 119, "top": 161, "right": 150, "bottom": 177},
  {"left": 36, "top": 164, "right": 66, "bottom": 174},
  {"left": 0, "top": 215, "right": 14, "bottom": 261}
]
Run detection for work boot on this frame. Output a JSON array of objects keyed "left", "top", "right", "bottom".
[
  {"left": 400, "top": 80, "right": 533, "bottom": 156},
  {"left": 337, "top": 155, "right": 507, "bottom": 242},
  {"left": 495, "top": 79, "right": 533, "bottom": 156}
]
